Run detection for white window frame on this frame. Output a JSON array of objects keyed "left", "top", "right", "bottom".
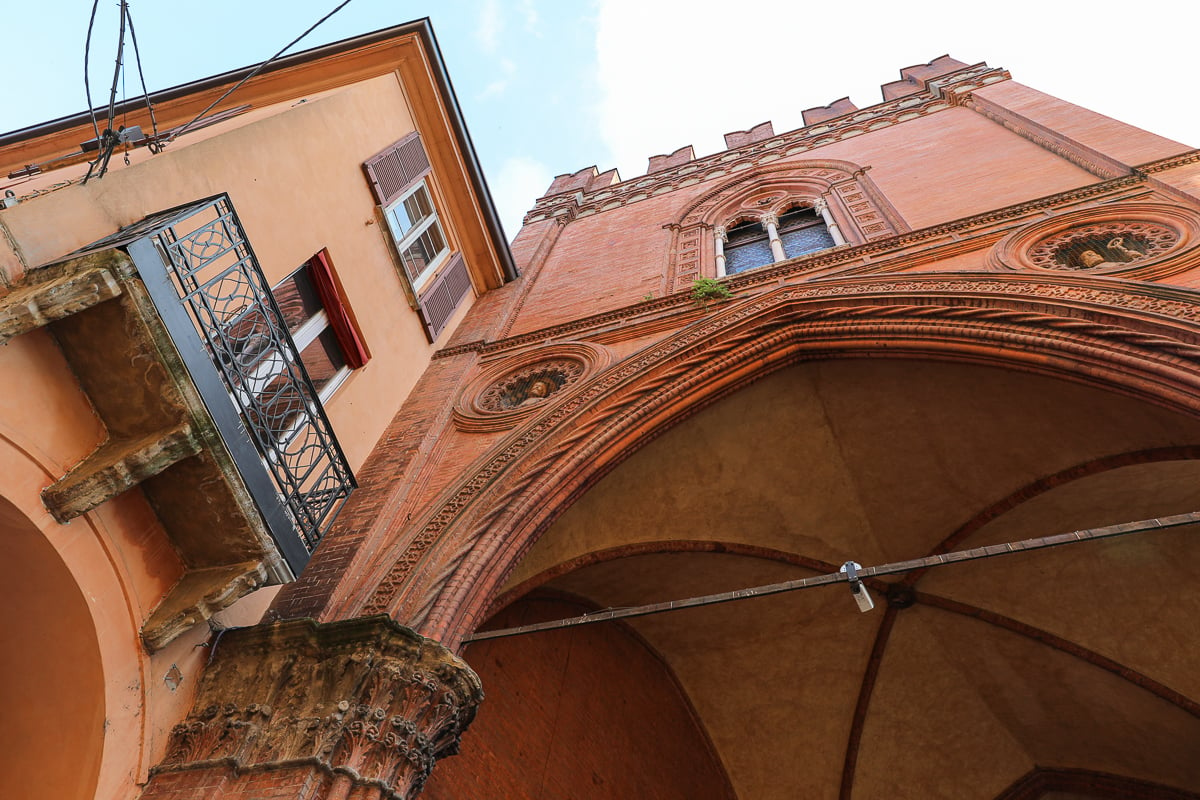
[{"left": 383, "top": 180, "right": 450, "bottom": 292}]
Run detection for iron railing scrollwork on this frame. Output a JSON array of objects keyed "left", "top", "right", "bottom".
[{"left": 110, "top": 196, "right": 355, "bottom": 572}]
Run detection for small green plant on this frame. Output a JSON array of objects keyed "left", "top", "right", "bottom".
[
  {"left": 642, "top": 292, "right": 656, "bottom": 302},
  {"left": 690, "top": 277, "right": 733, "bottom": 308}
]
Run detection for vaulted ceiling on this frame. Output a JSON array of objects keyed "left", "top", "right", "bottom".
[{"left": 428, "top": 358, "right": 1200, "bottom": 800}]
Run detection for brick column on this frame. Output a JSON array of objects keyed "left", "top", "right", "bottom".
[{"left": 140, "top": 616, "right": 483, "bottom": 800}]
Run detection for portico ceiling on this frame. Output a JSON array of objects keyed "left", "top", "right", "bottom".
[{"left": 466, "top": 358, "right": 1200, "bottom": 799}]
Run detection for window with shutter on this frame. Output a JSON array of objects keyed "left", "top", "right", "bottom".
[{"left": 364, "top": 133, "right": 474, "bottom": 341}]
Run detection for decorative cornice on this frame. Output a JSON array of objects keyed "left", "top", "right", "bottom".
[
  {"left": 1137, "top": 148, "right": 1200, "bottom": 175},
  {"left": 439, "top": 174, "right": 1155, "bottom": 361},
  {"left": 523, "top": 65, "right": 1010, "bottom": 224},
  {"left": 151, "top": 616, "right": 483, "bottom": 800}
]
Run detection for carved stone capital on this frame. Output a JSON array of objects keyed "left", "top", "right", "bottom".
[{"left": 152, "top": 616, "right": 483, "bottom": 799}]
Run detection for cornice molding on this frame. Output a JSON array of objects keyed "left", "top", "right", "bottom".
[{"left": 438, "top": 174, "right": 1158, "bottom": 361}]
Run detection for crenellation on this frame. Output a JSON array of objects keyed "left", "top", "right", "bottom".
[
  {"left": 535, "top": 57, "right": 1000, "bottom": 209},
  {"left": 802, "top": 98, "right": 860, "bottom": 126},
  {"left": 723, "top": 122, "right": 775, "bottom": 150},
  {"left": 882, "top": 55, "right": 972, "bottom": 100},
  {"left": 648, "top": 145, "right": 696, "bottom": 174}
]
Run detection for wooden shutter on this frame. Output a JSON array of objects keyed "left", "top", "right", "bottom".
[
  {"left": 307, "top": 251, "right": 370, "bottom": 369},
  {"left": 363, "top": 132, "right": 432, "bottom": 206},
  {"left": 416, "top": 252, "right": 473, "bottom": 342}
]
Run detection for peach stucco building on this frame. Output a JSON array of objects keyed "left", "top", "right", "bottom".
[
  {"left": 0, "top": 20, "right": 512, "bottom": 800},
  {"left": 6, "top": 29, "right": 1200, "bottom": 800}
]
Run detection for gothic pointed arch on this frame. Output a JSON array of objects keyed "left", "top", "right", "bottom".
[
  {"left": 348, "top": 273, "right": 1200, "bottom": 646},
  {"left": 666, "top": 159, "right": 909, "bottom": 289}
]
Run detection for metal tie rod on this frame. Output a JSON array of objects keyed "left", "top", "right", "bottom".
[{"left": 465, "top": 511, "right": 1200, "bottom": 642}]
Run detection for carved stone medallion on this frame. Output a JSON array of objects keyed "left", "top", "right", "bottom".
[
  {"left": 988, "top": 202, "right": 1200, "bottom": 279},
  {"left": 454, "top": 342, "right": 611, "bottom": 433}
]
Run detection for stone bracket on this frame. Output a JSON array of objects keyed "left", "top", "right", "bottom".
[
  {"left": 149, "top": 616, "right": 484, "bottom": 798},
  {"left": 141, "top": 561, "right": 270, "bottom": 652},
  {"left": 42, "top": 423, "right": 202, "bottom": 523},
  {"left": 0, "top": 258, "right": 125, "bottom": 343}
]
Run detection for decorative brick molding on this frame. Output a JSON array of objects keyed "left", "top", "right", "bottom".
[
  {"left": 440, "top": 173, "right": 1161, "bottom": 362},
  {"left": 353, "top": 275, "right": 1200, "bottom": 641},
  {"left": 524, "top": 64, "right": 1010, "bottom": 226},
  {"left": 453, "top": 341, "right": 611, "bottom": 433},
  {"left": 988, "top": 202, "right": 1200, "bottom": 280},
  {"left": 147, "top": 616, "right": 482, "bottom": 800}
]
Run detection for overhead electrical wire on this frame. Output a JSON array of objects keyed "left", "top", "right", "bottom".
[
  {"left": 464, "top": 510, "right": 1200, "bottom": 642},
  {"left": 84, "top": 0, "right": 129, "bottom": 183},
  {"left": 163, "top": 0, "right": 356, "bottom": 146},
  {"left": 124, "top": 2, "right": 161, "bottom": 150},
  {"left": 83, "top": 0, "right": 102, "bottom": 142}
]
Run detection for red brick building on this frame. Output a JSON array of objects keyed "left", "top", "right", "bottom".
[{"left": 7, "top": 41, "right": 1200, "bottom": 799}]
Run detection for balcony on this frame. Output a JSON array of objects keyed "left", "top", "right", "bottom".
[{"left": 0, "top": 195, "right": 355, "bottom": 649}]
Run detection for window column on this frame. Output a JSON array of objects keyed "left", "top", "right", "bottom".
[
  {"left": 763, "top": 214, "right": 786, "bottom": 262},
  {"left": 714, "top": 226, "right": 728, "bottom": 277},
  {"left": 814, "top": 197, "right": 847, "bottom": 246}
]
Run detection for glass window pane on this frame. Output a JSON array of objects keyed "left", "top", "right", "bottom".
[
  {"left": 272, "top": 268, "right": 323, "bottom": 334},
  {"left": 299, "top": 327, "right": 347, "bottom": 392},
  {"left": 392, "top": 185, "right": 433, "bottom": 239},
  {"left": 402, "top": 237, "right": 432, "bottom": 283},
  {"left": 423, "top": 220, "right": 446, "bottom": 258},
  {"left": 780, "top": 224, "right": 835, "bottom": 259},
  {"left": 726, "top": 238, "right": 774, "bottom": 274}
]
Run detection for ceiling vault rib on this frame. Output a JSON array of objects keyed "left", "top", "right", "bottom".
[
  {"left": 901, "top": 445, "right": 1200, "bottom": 588},
  {"left": 838, "top": 606, "right": 898, "bottom": 800},
  {"left": 914, "top": 591, "right": 1200, "bottom": 719}
]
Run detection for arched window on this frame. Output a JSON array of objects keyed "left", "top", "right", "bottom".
[
  {"left": 717, "top": 204, "right": 841, "bottom": 276},
  {"left": 724, "top": 219, "right": 774, "bottom": 275}
]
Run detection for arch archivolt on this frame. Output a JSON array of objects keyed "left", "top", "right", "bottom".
[
  {"left": 354, "top": 274, "right": 1200, "bottom": 647},
  {"left": 0, "top": 427, "right": 153, "bottom": 797}
]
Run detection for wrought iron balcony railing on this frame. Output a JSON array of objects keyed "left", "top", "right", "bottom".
[{"left": 85, "top": 195, "right": 355, "bottom": 573}]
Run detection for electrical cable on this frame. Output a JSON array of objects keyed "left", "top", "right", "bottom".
[
  {"left": 162, "top": 0, "right": 356, "bottom": 146},
  {"left": 103, "top": 0, "right": 128, "bottom": 134},
  {"left": 464, "top": 510, "right": 1200, "bottom": 642},
  {"left": 124, "top": 1, "right": 161, "bottom": 150},
  {"left": 83, "top": 0, "right": 102, "bottom": 142},
  {"left": 84, "top": 0, "right": 129, "bottom": 183}
]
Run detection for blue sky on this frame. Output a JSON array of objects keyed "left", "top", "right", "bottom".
[{"left": 2, "top": 1, "right": 1196, "bottom": 240}]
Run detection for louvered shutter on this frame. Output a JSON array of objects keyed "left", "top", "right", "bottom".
[
  {"left": 416, "top": 252, "right": 472, "bottom": 342},
  {"left": 363, "top": 133, "right": 432, "bottom": 206}
]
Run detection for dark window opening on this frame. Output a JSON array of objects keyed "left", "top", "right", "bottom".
[
  {"left": 725, "top": 220, "right": 772, "bottom": 275},
  {"left": 778, "top": 207, "right": 835, "bottom": 259}
]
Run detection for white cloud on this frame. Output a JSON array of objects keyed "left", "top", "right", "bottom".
[
  {"left": 517, "top": 0, "right": 540, "bottom": 34},
  {"left": 491, "top": 156, "right": 555, "bottom": 241},
  {"left": 479, "top": 58, "right": 517, "bottom": 99},
  {"left": 475, "top": 0, "right": 503, "bottom": 54}
]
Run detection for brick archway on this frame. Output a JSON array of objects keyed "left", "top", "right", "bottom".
[{"left": 347, "top": 272, "right": 1200, "bottom": 646}]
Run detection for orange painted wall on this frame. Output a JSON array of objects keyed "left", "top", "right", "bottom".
[{"left": 423, "top": 596, "right": 735, "bottom": 800}]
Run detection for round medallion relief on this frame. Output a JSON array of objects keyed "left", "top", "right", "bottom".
[
  {"left": 454, "top": 342, "right": 611, "bottom": 433},
  {"left": 988, "top": 203, "right": 1200, "bottom": 279},
  {"left": 477, "top": 360, "right": 585, "bottom": 412},
  {"left": 1027, "top": 221, "right": 1176, "bottom": 271}
]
